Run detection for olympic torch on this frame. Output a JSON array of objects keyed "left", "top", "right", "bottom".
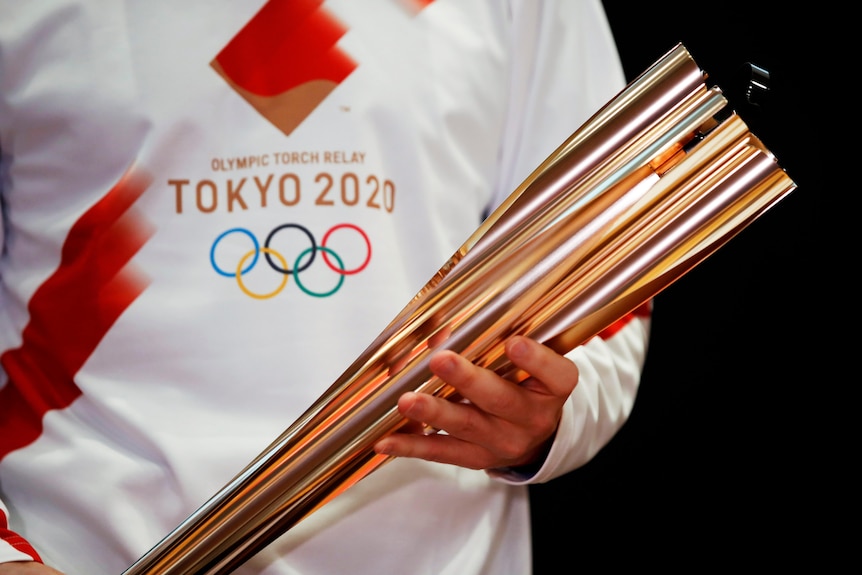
[{"left": 122, "top": 43, "right": 797, "bottom": 575}]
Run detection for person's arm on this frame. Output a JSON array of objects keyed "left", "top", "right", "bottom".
[
  {"left": 491, "top": 305, "right": 651, "bottom": 482},
  {"left": 374, "top": 0, "right": 647, "bottom": 479},
  {"left": 483, "top": 0, "right": 648, "bottom": 481},
  {"left": 374, "top": 305, "right": 650, "bottom": 478}
]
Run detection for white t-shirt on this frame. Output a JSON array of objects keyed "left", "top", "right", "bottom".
[{"left": 0, "top": 1, "right": 649, "bottom": 573}]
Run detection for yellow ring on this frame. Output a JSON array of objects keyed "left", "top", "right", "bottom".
[{"left": 236, "top": 247, "right": 289, "bottom": 300}]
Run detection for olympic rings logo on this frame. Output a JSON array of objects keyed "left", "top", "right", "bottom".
[{"left": 210, "top": 223, "right": 372, "bottom": 299}]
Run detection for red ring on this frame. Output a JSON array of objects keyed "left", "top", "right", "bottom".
[{"left": 321, "top": 223, "right": 372, "bottom": 275}]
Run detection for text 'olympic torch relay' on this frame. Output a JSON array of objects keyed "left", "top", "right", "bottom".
[{"left": 122, "top": 43, "right": 798, "bottom": 575}]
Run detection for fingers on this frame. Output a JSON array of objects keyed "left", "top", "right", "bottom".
[
  {"left": 373, "top": 336, "right": 579, "bottom": 470},
  {"left": 426, "top": 336, "right": 578, "bottom": 417},
  {"left": 503, "top": 335, "right": 579, "bottom": 396},
  {"left": 374, "top": 395, "right": 492, "bottom": 469}
]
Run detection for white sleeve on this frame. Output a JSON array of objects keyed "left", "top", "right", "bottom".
[
  {"left": 487, "top": 0, "right": 651, "bottom": 483},
  {"left": 488, "top": 310, "right": 651, "bottom": 484},
  {"left": 533, "top": 312, "right": 650, "bottom": 482}
]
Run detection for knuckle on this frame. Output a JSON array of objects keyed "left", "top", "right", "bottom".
[
  {"left": 458, "top": 406, "right": 483, "bottom": 435},
  {"left": 497, "top": 438, "right": 525, "bottom": 462},
  {"left": 486, "top": 388, "right": 518, "bottom": 414}
]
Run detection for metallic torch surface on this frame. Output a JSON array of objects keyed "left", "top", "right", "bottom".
[{"left": 122, "top": 43, "right": 797, "bottom": 575}]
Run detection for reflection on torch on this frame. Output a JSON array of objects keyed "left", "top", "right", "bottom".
[{"left": 122, "top": 43, "right": 797, "bottom": 575}]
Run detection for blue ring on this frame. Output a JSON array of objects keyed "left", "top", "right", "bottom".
[{"left": 210, "top": 228, "right": 259, "bottom": 277}]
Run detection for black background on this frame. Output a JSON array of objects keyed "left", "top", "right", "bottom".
[{"left": 530, "top": 3, "right": 827, "bottom": 567}]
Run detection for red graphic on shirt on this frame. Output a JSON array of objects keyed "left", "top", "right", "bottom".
[
  {"left": 399, "top": 0, "right": 436, "bottom": 13},
  {"left": 0, "top": 508, "right": 41, "bottom": 561},
  {"left": 211, "top": 0, "right": 436, "bottom": 136},
  {"left": 597, "top": 301, "right": 652, "bottom": 339},
  {"left": 211, "top": 0, "right": 358, "bottom": 136},
  {"left": 0, "top": 168, "right": 153, "bottom": 460}
]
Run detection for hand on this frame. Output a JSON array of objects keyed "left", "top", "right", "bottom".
[
  {"left": 373, "top": 335, "right": 578, "bottom": 471},
  {"left": 0, "top": 562, "right": 64, "bottom": 574}
]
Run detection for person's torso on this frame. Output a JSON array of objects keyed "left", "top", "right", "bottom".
[{"left": 0, "top": 2, "right": 530, "bottom": 573}]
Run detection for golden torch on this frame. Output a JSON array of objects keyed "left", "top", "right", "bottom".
[{"left": 122, "top": 43, "right": 797, "bottom": 574}]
